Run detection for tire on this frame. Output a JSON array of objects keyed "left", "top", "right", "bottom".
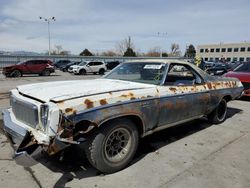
[
  {"left": 85, "top": 119, "right": 138, "bottom": 173},
  {"left": 79, "top": 69, "right": 86, "bottom": 75},
  {"left": 99, "top": 69, "right": 105, "bottom": 75},
  {"left": 41, "top": 69, "right": 50, "bottom": 76},
  {"left": 11, "top": 70, "right": 22, "bottom": 77},
  {"left": 208, "top": 98, "right": 227, "bottom": 124}
]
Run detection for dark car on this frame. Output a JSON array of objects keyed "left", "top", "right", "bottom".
[
  {"left": 105, "top": 61, "right": 120, "bottom": 70},
  {"left": 224, "top": 62, "right": 250, "bottom": 96},
  {"left": 205, "top": 63, "right": 228, "bottom": 75},
  {"left": 60, "top": 61, "right": 81, "bottom": 72},
  {"left": 2, "top": 60, "right": 55, "bottom": 77},
  {"left": 54, "top": 60, "right": 72, "bottom": 69}
]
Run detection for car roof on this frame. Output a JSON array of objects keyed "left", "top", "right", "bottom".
[{"left": 124, "top": 59, "right": 190, "bottom": 65}]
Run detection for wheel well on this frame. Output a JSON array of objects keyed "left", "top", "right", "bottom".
[
  {"left": 223, "top": 95, "right": 232, "bottom": 102},
  {"left": 99, "top": 115, "right": 144, "bottom": 136}
]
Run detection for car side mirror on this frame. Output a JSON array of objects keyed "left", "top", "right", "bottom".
[{"left": 86, "top": 64, "right": 90, "bottom": 67}]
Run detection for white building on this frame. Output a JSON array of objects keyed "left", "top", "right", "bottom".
[{"left": 197, "top": 42, "right": 250, "bottom": 62}]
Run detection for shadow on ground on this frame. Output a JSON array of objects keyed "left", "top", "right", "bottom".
[{"left": 0, "top": 106, "right": 243, "bottom": 188}]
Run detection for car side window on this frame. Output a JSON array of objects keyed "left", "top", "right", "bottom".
[
  {"left": 88, "top": 62, "right": 95, "bottom": 66},
  {"left": 164, "top": 64, "right": 203, "bottom": 86},
  {"left": 26, "top": 61, "right": 35, "bottom": 65}
]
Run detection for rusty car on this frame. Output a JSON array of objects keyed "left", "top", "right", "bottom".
[{"left": 2, "top": 59, "right": 243, "bottom": 173}]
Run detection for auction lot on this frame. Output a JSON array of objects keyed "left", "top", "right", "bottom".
[{"left": 0, "top": 71, "right": 250, "bottom": 188}]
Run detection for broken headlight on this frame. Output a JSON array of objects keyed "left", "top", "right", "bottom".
[{"left": 40, "top": 104, "right": 49, "bottom": 130}]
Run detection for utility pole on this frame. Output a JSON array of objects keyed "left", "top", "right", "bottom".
[
  {"left": 39, "top": 16, "right": 56, "bottom": 55},
  {"left": 157, "top": 32, "right": 167, "bottom": 58}
]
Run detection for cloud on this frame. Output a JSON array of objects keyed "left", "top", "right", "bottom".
[{"left": 0, "top": 0, "right": 250, "bottom": 54}]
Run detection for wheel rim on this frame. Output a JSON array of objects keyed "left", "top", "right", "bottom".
[
  {"left": 217, "top": 100, "right": 227, "bottom": 121},
  {"left": 13, "top": 70, "right": 21, "bottom": 77},
  {"left": 104, "top": 128, "right": 132, "bottom": 163}
]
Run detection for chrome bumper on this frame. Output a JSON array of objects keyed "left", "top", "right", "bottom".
[
  {"left": 2, "top": 109, "right": 42, "bottom": 167},
  {"left": 2, "top": 109, "right": 27, "bottom": 145}
]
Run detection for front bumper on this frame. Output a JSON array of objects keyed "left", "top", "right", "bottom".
[{"left": 2, "top": 109, "right": 42, "bottom": 167}]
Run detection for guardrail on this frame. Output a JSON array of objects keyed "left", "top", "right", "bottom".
[{"left": 0, "top": 54, "right": 191, "bottom": 68}]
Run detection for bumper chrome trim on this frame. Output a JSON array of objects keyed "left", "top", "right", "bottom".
[{"left": 2, "top": 109, "right": 27, "bottom": 145}]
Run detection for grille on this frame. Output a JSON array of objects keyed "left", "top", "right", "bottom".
[
  {"left": 242, "top": 82, "right": 250, "bottom": 90},
  {"left": 11, "top": 95, "right": 38, "bottom": 128}
]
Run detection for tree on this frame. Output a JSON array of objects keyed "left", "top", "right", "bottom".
[
  {"left": 123, "top": 47, "right": 136, "bottom": 57},
  {"left": 184, "top": 44, "right": 196, "bottom": 58},
  {"left": 169, "top": 43, "right": 181, "bottom": 57},
  {"left": 116, "top": 36, "right": 135, "bottom": 55},
  {"left": 145, "top": 47, "right": 161, "bottom": 57},
  {"left": 79, "top": 49, "right": 93, "bottom": 56}
]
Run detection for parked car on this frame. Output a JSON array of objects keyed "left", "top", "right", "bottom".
[
  {"left": 3, "top": 60, "right": 243, "bottom": 174},
  {"left": 105, "top": 61, "right": 121, "bottom": 70},
  {"left": 60, "top": 61, "right": 81, "bottom": 72},
  {"left": 68, "top": 60, "right": 107, "bottom": 75},
  {"left": 205, "top": 63, "right": 228, "bottom": 76},
  {"left": 54, "top": 60, "right": 72, "bottom": 69},
  {"left": 2, "top": 60, "right": 55, "bottom": 77},
  {"left": 224, "top": 62, "right": 250, "bottom": 96}
]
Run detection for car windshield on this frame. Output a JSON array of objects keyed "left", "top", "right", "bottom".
[
  {"left": 79, "top": 62, "right": 87, "bottom": 66},
  {"left": 104, "top": 62, "right": 167, "bottom": 85},
  {"left": 234, "top": 63, "right": 250, "bottom": 72},
  {"left": 16, "top": 61, "right": 25, "bottom": 65}
]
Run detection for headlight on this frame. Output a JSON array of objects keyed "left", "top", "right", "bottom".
[{"left": 40, "top": 104, "right": 49, "bottom": 130}]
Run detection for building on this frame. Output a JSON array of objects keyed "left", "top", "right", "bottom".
[{"left": 197, "top": 42, "right": 250, "bottom": 62}]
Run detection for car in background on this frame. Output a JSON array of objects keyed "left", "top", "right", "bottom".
[
  {"left": 105, "top": 61, "right": 121, "bottom": 70},
  {"left": 2, "top": 60, "right": 55, "bottom": 77},
  {"left": 60, "top": 61, "right": 81, "bottom": 72},
  {"left": 68, "top": 61, "right": 107, "bottom": 75},
  {"left": 205, "top": 63, "right": 228, "bottom": 76},
  {"left": 224, "top": 62, "right": 250, "bottom": 96},
  {"left": 54, "top": 60, "right": 72, "bottom": 69}
]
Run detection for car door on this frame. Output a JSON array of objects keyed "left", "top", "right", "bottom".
[
  {"left": 157, "top": 63, "right": 210, "bottom": 127},
  {"left": 24, "top": 60, "right": 38, "bottom": 73},
  {"left": 85, "top": 62, "right": 95, "bottom": 73}
]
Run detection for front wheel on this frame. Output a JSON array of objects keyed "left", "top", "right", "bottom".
[
  {"left": 99, "top": 69, "right": 105, "bottom": 75},
  {"left": 85, "top": 119, "right": 138, "bottom": 173},
  {"left": 11, "top": 70, "right": 22, "bottom": 77},
  {"left": 79, "top": 69, "right": 86, "bottom": 75},
  {"left": 41, "top": 69, "right": 50, "bottom": 76},
  {"left": 208, "top": 98, "right": 227, "bottom": 124}
]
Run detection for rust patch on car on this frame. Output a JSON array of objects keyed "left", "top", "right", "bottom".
[
  {"left": 65, "top": 108, "right": 73, "bottom": 113},
  {"left": 207, "top": 82, "right": 212, "bottom": 89},
  {"left": 169, "top": 87, "right": 177, "bottom": 93},
  {"left": 130, "top": 97, "right": 136, "bottom": 100},
  {"left": 84, "top": 99, "right": 94, "bottom": 109},
  {"left": 100, "top": 99, "right": 108, "bottom": 105}
]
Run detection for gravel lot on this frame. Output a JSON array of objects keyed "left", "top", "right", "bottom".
[{"left": 0, "top": 71, "right": 250, "bottom": 188}]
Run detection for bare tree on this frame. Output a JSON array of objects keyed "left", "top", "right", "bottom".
[
  {"left": 169, "top": 43, "right": 181, "bottom": 57},
  {"left": 145, "top": 47, "right": 161, "bottom": 57},
  {"left": 55, "top": 45, "right": 63, "bottom": 54},
  {"left": 116, "top": 36, "right": 135, "bottom": 55},
  {"left": 101, "top": 50, "right": 118, "bottom": 56}
]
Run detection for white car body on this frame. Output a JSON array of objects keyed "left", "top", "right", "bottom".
[{"left": 68, "top": 61, "right": 107, "bottom": 74}]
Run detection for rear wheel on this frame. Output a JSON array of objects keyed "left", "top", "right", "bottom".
[
  {"left": 41, "top": 69, "right": 50, "bottom": 76},
  {"left": 208, "top": 98, "right": 227, "bottom": 124},
  {"left": 11, "top": 70, "right": 22, "bottom": 77},
  {"left": 79, "top": 69, "right": 86, "bottom": 75},
  {"left": 99, "top": 69, "right": 105, "bottom": 75},
  {"left": 85, "top": 119, "right": 138, "bottom": 173}
]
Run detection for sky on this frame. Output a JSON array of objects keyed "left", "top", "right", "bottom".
[{"left": 0, "top": 0, "right": 249, "bottom": 55}]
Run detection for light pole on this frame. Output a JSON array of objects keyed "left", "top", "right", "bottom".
[
  {"left": 157, "top": 32, "right": 167, "bottom": 58},
  {"left": 39, "top": 16, "right": 56, "bottom": 55}
]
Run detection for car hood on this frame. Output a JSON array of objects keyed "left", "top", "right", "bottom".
[
  {"left": 70, "top": 65, "right": 80, "bottom": 69},
  {"left": 224, "top": 71, "right": 250, "bottom": 83},
  {"left": 16, "top": 79, "right": 155, "bottom": 102}
]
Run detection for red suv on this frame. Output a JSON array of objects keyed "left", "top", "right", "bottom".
[{"left": 2, "top": 60, "right": 55, "bottom": 77}]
